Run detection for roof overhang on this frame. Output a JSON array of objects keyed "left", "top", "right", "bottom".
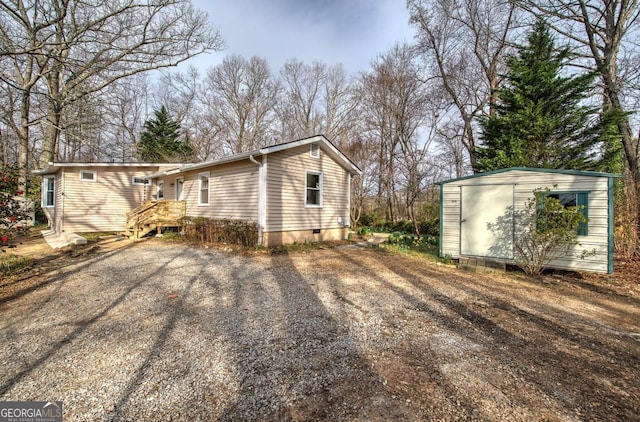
[
  {"left": 144, "top": 135, "right": 362, "bottom": 179},
  {"left": 32, "top": 162, "right": 183, "bottom": 176},
  {"left": 437, "top": 167, "right": 623, "bottom": 185}
]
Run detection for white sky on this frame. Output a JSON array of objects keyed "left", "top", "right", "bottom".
[{"left": 187, "top": 0, "right": 417, "bottom": 74}]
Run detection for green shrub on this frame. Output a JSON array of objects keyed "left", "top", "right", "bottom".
[
  {"left": 488, "top": 188, "right": 592, "bottom": 276},
  {"left": 1, "top": 163, "right": 32, "bottom": 250},
  {"left": 417, "top": 218, "right": 439, "bottom": 236},
  {"left": 388, "top": 231, "right": 418, "bottom": 248},
  {"left": 359, "top": 212, "right": 382, "bottom": 227},
  {"left": 357, "top": 226, "right": 373, "bottom": 236}
]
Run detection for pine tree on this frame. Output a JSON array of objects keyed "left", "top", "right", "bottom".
[
  {"left": 475, "top": 19, "right": 621, "bottom": 172},
  {"left": 137, "top": 106, "right": 194, "bottom": 163}
]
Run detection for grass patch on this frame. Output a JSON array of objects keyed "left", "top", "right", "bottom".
[
  {"left": 82, "top": 232, "right": 119, "bottom": 243},
  {"left": 0, "top": 254, "right": 32, "bottom": 276},
  {"left": 379, "top": 232, "right": 441, "bottom": 262},
  {"left": 158, "top": 231, "right": 185, "bottom": 242},
  {"left": 268, "top": 240, "right": 351, "bottom": 255}
]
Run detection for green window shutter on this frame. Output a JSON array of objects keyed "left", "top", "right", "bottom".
[{"left": 577, "top": 192, "right": 589, "bottom": 236}]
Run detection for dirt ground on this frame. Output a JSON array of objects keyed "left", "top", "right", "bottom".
[{"left": 1, "top": 236, "right": 639, "bottom": 421}]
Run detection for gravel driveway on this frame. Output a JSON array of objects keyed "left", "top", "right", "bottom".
[{"left": 1, "top": 240, "right": 639, "bottom": 421}]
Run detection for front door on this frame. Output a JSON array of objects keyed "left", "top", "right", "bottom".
[
  {"left": 460, "top": 184, "right": 514, "bottom": 258},
  {"left": 176, "top": 177, "right": 184, "bottom": 200}
]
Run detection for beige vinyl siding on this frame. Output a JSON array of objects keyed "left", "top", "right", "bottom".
[
  {"left": 60, "top": 166, "right": 157, "bottom": 232},
  {"left": 181, "top": 160, "right": 259, "bottom": 221},
  {"left": 441, "top": 170, "right": 611, "bottom": 273},
  {"left": 266, "top": 144, "right": 350, "bottom": 232}
]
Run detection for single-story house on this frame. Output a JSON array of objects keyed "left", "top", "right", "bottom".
[
  {"left": 33, "top": 163, "right": 179, "bottom": 233},
  {"left": 143, "top": 135, "right": 361, "bottom": 246},
  {"left": 439, "top": 167, "right": 620, "bottom": 274},
  {"left": 34, "top": 135, "right": 361, "bottom": 247}
]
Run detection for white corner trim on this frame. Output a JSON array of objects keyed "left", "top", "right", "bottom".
[{"left": 259, "top": 155, "right": 267, "bottom": 244}]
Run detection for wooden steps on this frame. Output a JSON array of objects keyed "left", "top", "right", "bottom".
[{"left": 126, "top": 200, "right": 186, "bottom": 239}]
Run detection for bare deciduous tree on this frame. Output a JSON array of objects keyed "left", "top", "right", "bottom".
[
  {"left": 408, "top": 0, "right": 517, "bottom": 171},
  {"left": 277, "top": 60, "right": 326, "bottom": 140},
  {"left": 359, "top": 43, "right": 431, "bottom": 223},
  {"left": 276, "top": 60, "right": 357, "bottom": 144},
  {"left": 202, "top": 55, "right": 280, "bottom": 154},
  {"left": 156, "top": 68, "right": 225, "bottom": 160},
  {"left": 101, "top": 75, "right": 151, "bottom": 162},
  {"left": 319, "top": 64, "right": 358, "bottom": 145},
  {"left": 0, "top": 0, "right": 223, "bottom": 188}
]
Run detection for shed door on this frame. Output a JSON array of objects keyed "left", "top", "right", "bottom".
[{"left": 461, "top": 184, "right": 514, "bottom": 258}]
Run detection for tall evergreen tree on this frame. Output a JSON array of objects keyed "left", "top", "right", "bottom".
[
  {"left": 137, "top": 106, "right": 194, "bottom": 163},
  {"left": 475, "top": 19, "right": 621, "bottom": 172}
]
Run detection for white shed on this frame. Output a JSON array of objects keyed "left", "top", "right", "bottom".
[{"left": 438, "top": 167, "right": 619, "bottom": 274}]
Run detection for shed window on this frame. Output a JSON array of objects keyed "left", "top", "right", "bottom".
[
  {"left": 199, "top": 172, "right": 210, "bottom": 205},
  {"left": 538, "top": 192, "right": 589, "bottom": 236},
  {"left": 79, "top": 170, "right": 96, "bottom": 182},
  {"left": 305, "top": 171, "right": 322, "bottom": 207},
  {"left": 157, "top": 180, "right": 165, "bottom": 199},
  {"left": 43, "top": 176, "right": 55, "bottom": 208}
]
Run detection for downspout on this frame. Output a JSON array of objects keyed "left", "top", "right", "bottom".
[
  {"left": 60, "top": 171, "right": 65, "bottom": 233},
  {"left": 249, "top": 154, "right": 266, "bottom": 246}
]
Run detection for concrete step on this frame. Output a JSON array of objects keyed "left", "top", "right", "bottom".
[{"left": 42, "top": 231, "right": 87, "bottom": 249}]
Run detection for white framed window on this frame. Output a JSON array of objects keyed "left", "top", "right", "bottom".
[
  {"left": 79, "top": 170, "right": 97, "bottom": 182},
  {"left": 305, "top": 171, "right": 322, "bottom": 208},
  {"left": 43, "top": 176, "right": 55, "bottom": 208},
  {"left": 132, "top": 176, "right": 151, "bottom": 186},
  {"left": 157, "top": 180, "right": 165, "bottom": 199},
  {"left": 539, "top": 191, "right": 589, "bottom": 236},
  {"left": 198, "top": 172, "right": 210, "bottom": 205},
  {"left": 310, "top": 143, "right": 320, "bottom": 159}
]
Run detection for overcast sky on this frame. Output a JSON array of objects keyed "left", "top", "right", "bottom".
[{"left": 188, "top": 0, "right": 416, "bottom": 74}]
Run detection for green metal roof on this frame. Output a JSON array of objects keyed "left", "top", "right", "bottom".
[{"left": 437, "top": 167, "right": 622, "bottom": 185}]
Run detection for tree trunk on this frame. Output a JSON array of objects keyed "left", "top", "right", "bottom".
[
  {"left": 40, "top": 101, "right": 61, "bottom": 167},
  {"left": 18, "top": 88, "right": 30, "bottom": 196},
  {"left": 40, "top": 58, "right": 63, "bottom": 167}
]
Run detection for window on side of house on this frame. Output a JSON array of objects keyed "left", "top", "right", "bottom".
[
  {"left": 157, "top": 180, "right": 165, "bottom": 199},
  {"left": 132, "top": 176, "right": 150, "bottom": 186},
  {"left": 43, "top": 176, "right": 55, "bottom": 208},
  {"left": 305, "top": 171, "right": 322, "bottom": 207},
  {"left": 310, "top": 143, "right": 320, "bottom": 159},
  {"left": 79, "top": 170, "right": 97, "bottom": 182},
  {"left": 198, "top": 172, "right": 210, "bottom": 205},
  {"left": 538, "top": 191, "right": 589, "bottom": 236}
]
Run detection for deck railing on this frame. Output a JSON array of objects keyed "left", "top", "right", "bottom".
[{"left": 126, "top": 200, "right": 186, "bottom": 238}]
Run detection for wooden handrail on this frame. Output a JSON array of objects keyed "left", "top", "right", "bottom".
[
  {"left": 127, "top": 200, "right": 157, "bottom": 220},
  {"left": 126, "top": 200, "right": 186, "bottom": 238}
]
